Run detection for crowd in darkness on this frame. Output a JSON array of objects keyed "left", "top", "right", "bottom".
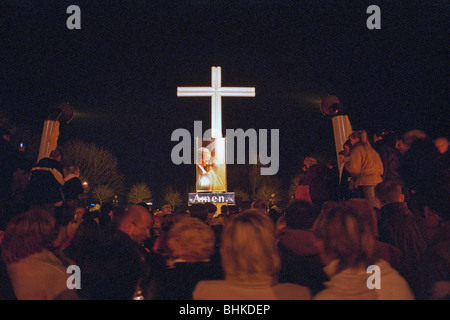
[{"left": 0, "top": 126, "right": 448, "bottom": 300}]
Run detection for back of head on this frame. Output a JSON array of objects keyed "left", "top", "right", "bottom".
[
  {"left": 268, "top": 208, "right": 283, "bottom": 225},
  {"left": 345, "top": 198, "right": 379, "bottom": 238},
  {"left": 111, "top": 205, "right": 126, "bottom": 225},
  {"left": 417, "top": 185, "right": 450, "bottom": 223},
  {"left": 72, "top": 218, "right": 99, "bottom": 243},
  {"left": 64, "top": 218, "right": 100, "bottom": 262},
  {"left": 78, "top": 238, "right": 143, "bottom": 300},
  {"left": 349, "top": 130, "right": 372, "bottom": 148},
  {"left": 49, "top": 149, "right": 62, "bottom": 161},
  {"left": 228, "top": 205, "right": 240, "bottom": 215},
  {"left": 220, "top": 205, "right": 229, "bottom": 215},
  {"left": 434, "top": 136, "right": 449, "bottom": 154},
  {"left": 161, "top": 204, "right": 173, "bottom": 215},
  {"left": 402, "top": 130, "right": 428, "bottom": 148},
  {"left": 303, "top": 157, "right": 318, "bottom": 168},
  {"left": 189, "top": 203, "right": 208, "bottom": 222},
  {"left": 65, "top": 165, "right": 80, "bottom": 176},
  {"left": 312, "top": 203, "right": 376, "bottom": 273},
  {"left": 1, "top": 208, "right": 57, "bottom": 264},
  {"left": 173, "top": 209, "right": 190, "bottom": 222},
  {"left": 221, "top": 210, "right": 280, "bottom": 284},
  {"left": 284, "top": 200, "right": 317, "bottom": 230},
  {"left": 205, "top": 202, "right": 217, "bottom": 214},
  {"left": 161, "top": 213, "right": 176, "bottom": 232},
  {"left": 167, "top": 217, "right": 215, "bottom": 262},
  {"left": 374, "top": 181, "right": 403, "bottom": 206},
  {"left": 382, "top": 131, "right": 398, "bottom": 149},
  {"left": 251, "top": 200, "right": 267, "bottom": 212},
  {"left": 100, "top": 203, "right": 114, "bottom": 216},
  {"left": 239, "top": 201, "right": 252, "bottom": 211}
]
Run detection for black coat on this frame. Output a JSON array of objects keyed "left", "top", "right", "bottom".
[
  {"left": 152, "top": 261, "right": 223, "bottom": 300},
  {"left": 63, "top": 177, "right": 84, "bottom": 200},
  {"left": 298, "top": 164, "right": 329, "bottom": 202},
  {"left": 0, "top": 138, "right": 25, "bottom": 201},
  {"left": 25, "top": 157, "right": 64, "bottom": 205}
]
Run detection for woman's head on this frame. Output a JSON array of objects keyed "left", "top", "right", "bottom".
[
  {"left": 1, "top": 208, "right": 57, "bottom": 264},
  {"left": 312, "top": 203, "right": 375, "bottom": 274},
  {"left": 167, "top": 217, "right": 215, "bottom": 262},
  {"left": 284, "top": 200, "right": 317, "bottom": 230},
  {"left": 64, "top": 165, "right": 80, "bottom": 177},
  {"left": 303, "top": 157, "right": 318, "bottom": 169},
  {"left": 348, "top": 130, "right": 373, "bottom": 149},
  {"left": 221, "top": 209, "right": 280, "bottom": 285}
]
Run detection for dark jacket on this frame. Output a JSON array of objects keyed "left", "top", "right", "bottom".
[
  {"left": 378, "top": 202, "right": 432, "bottom": 272},
  {"left": 0, "top": 138, "right": 26, "bottom": 202},
  {"left": 25, "top": 157, "right": 65, "bottom": 205},
  {"left": 277, "top": 228, "right": 328, "bottom": 295},
  {"left": 152, "top": 261, "right": 223, "bottom": 300},
  {"left": 375, "top": 142, "right": 404, "bottom": 185},
  {"left": 298, "top": 164, "right": 329, "bottom": 202},
  {"left": 410, "top": 222, "right": 450, "bottom": 300},
  {"left": 63, "top": 176, "right": 84, "bottom": 200}
]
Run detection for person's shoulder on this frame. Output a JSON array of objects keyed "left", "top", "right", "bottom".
[
  {"left": 273, "top": 283, "right": 312, "bottom": 300},
  {"left": 192, "top": 280, "right": 227, "bottom": 300},
  {"left": 350, "top": 145, "right": 366, "bottom": 155},
  {"left": 196, "top": 279, "right": 226, "bottom": 287},
  {"left": 36, "top": 157, "right": 60, "bottom": 169}
]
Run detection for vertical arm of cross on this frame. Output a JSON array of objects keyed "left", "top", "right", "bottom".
[{"left": 211, "top": 67, "right": 222, "bottom": 138}]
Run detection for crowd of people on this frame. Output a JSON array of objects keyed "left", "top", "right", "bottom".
[{"left": 0, "top": 126, "right": 448, "bottom": 300}]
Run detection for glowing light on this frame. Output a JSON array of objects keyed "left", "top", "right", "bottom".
[{"left": 177, "top": 66, "right": 255, "bottom": 138}]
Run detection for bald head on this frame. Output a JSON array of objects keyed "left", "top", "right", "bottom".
[{"left": 118, "top": 205, "right": 153, "bottom": 243}]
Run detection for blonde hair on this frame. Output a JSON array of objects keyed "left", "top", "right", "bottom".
[
  {"left": 348, "top": 130, "right": 372, "bottom": 148},
  {"left": 167, "top": 217, "right": 215, "bottom": 262},
  {"left": 345, "top": 198, "right": 379, "bottom": 239},
  {"left": 221, "top": 209, "right": 280, "bottom": 285},
  {"left": 312, "top": 203, "right": 375, "bottom": 274},
  {"left": 1, "top": 209, "right": 57, "bottom": 264}
]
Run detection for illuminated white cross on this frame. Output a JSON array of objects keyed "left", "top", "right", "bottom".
[{"left": 177, "top": 66, "right": 255, "bottom": 138}]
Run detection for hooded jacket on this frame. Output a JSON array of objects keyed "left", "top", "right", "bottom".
[
  {"left": 313, "top": 259, "right": 415, "bottom": 300},
  {"left": 345, "top": 145, "right": 384, "bottom": 187}
]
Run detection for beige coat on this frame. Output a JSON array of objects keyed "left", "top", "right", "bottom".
[
  {"left": 193, "top": 280, "right": 311, "bottom": 300},
  {"left": 345, "top": 145, "right": 383, "bottom": 187},
  {"left": 7, "top": 250, "right": 68, "bottom": 300},
  {"left": 314, "top": 259, "right": 415, "bottom": 300}
]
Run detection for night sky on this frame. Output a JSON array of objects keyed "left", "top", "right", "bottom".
[{"left": 1, "top": 1, "right": 448, "bottom": 201}]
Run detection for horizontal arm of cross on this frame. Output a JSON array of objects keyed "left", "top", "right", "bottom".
[
  {"left": 177, "top": 87, "right": 214, "bottom": 97},
  {"left": 177, "top": 87, "right": 255, "bottom": 97},
  {"left": 218, "top": 87, "right": 255, "bottom": 97}
]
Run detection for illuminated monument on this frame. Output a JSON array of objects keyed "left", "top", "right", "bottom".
[
  {"left": 37, "top": 102, "right": 74, "bottom": 162},
  {"left": 177, "top": 66, "right": 255, "bottom": 203},
  {"left": 320, "top": 95, "right": 353, "bottom": 183}
]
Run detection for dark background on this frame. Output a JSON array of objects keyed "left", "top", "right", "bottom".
[{"left": 1, "top": 1, "right": 448, "bottom": 202}]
